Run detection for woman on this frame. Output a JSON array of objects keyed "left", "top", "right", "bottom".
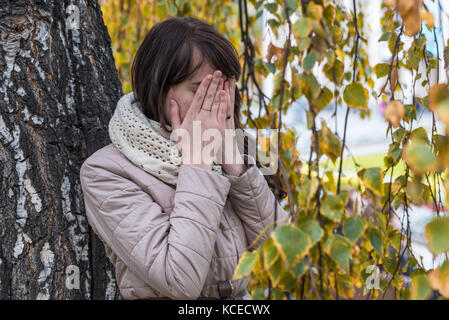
[{"left": 80, "top": 16, "right": 289, "bottom": 300}]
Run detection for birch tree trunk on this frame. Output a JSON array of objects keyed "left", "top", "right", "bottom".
[{"left": 0, "top": 0, "right": 123, "bottom": 299}]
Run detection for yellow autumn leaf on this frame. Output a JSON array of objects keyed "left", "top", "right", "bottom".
[
  {"left": 390, "top": 66, "right": 399, "bottom": 92},
  {"left": 266, "top": 43, "right": 284, "bottom": 63},
  {"left": 385, "top": 100, "right": 406, "bottom": 128},
  {"left": 429, "top": 84, "right": 449, "bottom": 128},
  {"left": 420, "top": 10, "right": 435, "bottom": 29},
  {"left": 383, "top": 0, "right": 396, "bottom": 8},
  {"left": 397, "top": 0, "right": 423, "bottom": 36},
  {"left": 428, "top": 261, "right": 449, "bottom": 298}
]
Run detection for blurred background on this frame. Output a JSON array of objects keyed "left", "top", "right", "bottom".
[{"left": 99, "top": 0, "right": 449, "bottom": 273}]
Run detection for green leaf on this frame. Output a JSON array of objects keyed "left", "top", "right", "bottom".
[
  {"left": 343, "top": 216, "right": 367, "bottom": 244},
  {"left": 278, "top": 268, "right": 297, "bottom": 292},
  {"left": 358, "top": 167, "right": 384, "bottom": 196},
  {"left": 315, "top": 87, "right": 333, "bottom": 112},
  {"left": 392, "top": 127, "right": 406, "bottom": 143},
  {"left": 343, "top": 83, "right": 369, "bottom": 110},
  {"left": 344, "top": 71, "right": 352, "bottom": 81},
  {"left": 233, "top": 251, "right": 258, "bottom": 279},
  {"left": 425, "top": 217, "right": 449, "bottom": 254},
  {"left": 265, "top": 62, "right": 276, "bottom": 74},
  {"left": 271, "top": 287, "right": 287, "bottom": 300},
  {"left": 317, "top": 121, "right": 342, "bottom": 164},
  {"left": 384, "top": 257, "right": 398, "bottom": 275},
  {"left": 403, "top": 105, "right": 419, "bottom": 125},
  {"left": 298, "top": 73, "right": 320, "bottom": 101},
  {"left": 272, "top": 225, "right": 312, "bottom": 267},
  {"left": 368, "top": 227, "right": 383, "bottom": 256},
  {"left": 286, "top": 0, "right": 298, "bottom": 13},
  {"left": 303, "top": 50, "right": 317, "bottom": 72},
  {"left": 298, "top": 217, "right": 323, "bottom": 246},
  {"left": 267, "top": 256, "right": 283, "bottom": 287},
  {"left": 298, "top": 38, "right": 312, "bottom": 50},
  {"left": 321, "top": 194, "right": 344, "bottom": 222},
  {"left": 252, "top": 287, "right": 265, "bottom": 300},
  {"left": 263, "top": 238, "right": 280, "bottom": 269},
  {"left": 290, "top": 259, "right": 307, "bottom": 278},
  {"left": 384, "top": 143, "right": 402, "bottom": 167},
  {"left": 407, "top": 48, "right": 420, "bottom": 70},
  {"left": 388, "top": 32, "right": 398, "bottom": 54},
  {"left": 374, "top": 63, "right": 390, "bottom": 78},
  {"left": 293, "top": 17, "right": 313, "bottom": 38},
  {"left": 167, "top": 1, "right": 177, "bottom": 14},
  {"left": 324, "top": 59, "right": 344, "bottom": 85},
  {"left": 403, "top": 140, "right": 437, "bottom": 175},
  {"left": 410, "top": 274, "right": 432, "bottom": 300},
  {"left": 406, "top": 180, "right": 431, "bottom": 206},
  {"left": 410, "top": 127, "right": 429, "bottom": 143},
  {"left": 378, "top": 31, "right": 392, "bottom": 42},
  {"left": 376, "top": 211, "right": 387, "bottom": 234},
  {"left": 298, "top": 176, "right": 319, "bottom": 207},
  {"left": 324, "top": 234, "right": 352, "bottom": 271},
  {"left": 323, "top": 5, "right": 335, "bottom": 22},
  {"left": 264, "top": 3, "right": 278, "bottom": 14},
  {"left": 389, "top": 229, "right": 402, "bottom": 252}
]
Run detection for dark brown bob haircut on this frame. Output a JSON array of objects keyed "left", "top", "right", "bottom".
[
  {"left": 131, "top": 16, "right": 242, "bottom": 136},
  {"left": 131, "top": 17, "right": 287, "bottom": 198}
]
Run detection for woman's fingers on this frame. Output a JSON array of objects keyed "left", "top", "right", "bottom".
[
  {"left": 210, "top": 78, "right": 223, "bottom": 118},
  {"left": 213, "top": 78, "right": 224, "bottom": 106},
  {"left": 223, "top": 80, "right": 233, "bottom": 119},
  {"left": 187, "top": 73, "right": 213, "bottom": 117},
  {"left": 201, "top": 70, "right": 222, "bottom": 112},
  {"left": 217, "top": 90, "right": 227, "bottom": 124},
  {"left": 169, "top": 99, "right": 181, "bottom": 130},
  {"left": 225, "top": 86, "right": 233, "bottom": 120}
]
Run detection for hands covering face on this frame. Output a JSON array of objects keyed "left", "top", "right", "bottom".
[{"left": 169, "top": 70, "right": 243, "bottom": 173}]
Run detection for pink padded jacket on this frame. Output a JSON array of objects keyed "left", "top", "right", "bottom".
[{"left": 80, "top": 143, "right": 289, "bottom": 300}]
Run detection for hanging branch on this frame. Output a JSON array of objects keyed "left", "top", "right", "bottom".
[
  {"left": 237, "top": 0, "right": 287, "bottom": 202},
  {"left": 378, "top": 26, "right": 403, "bottom": 99},
  {"left": 237, "top": 0, "right": 295, "bottom": 300},
  {"left": 310, "top": 107, "right": 324, "bottom": 297},
  {"left": 336, "top": 0, "right": 361, "bottom": 194},
  {"left": 270, "top": 0, "right": 297, "bottom": 226}
]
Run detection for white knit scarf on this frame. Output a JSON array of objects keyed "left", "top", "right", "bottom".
[{"left": 108, "top": 92, "right": 223, "bottom": 186}]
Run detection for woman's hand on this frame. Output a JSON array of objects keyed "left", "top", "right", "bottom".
[
  {"left": 169, "top": 70, "right": 227, "bottom": 170},
  {"left": 220, "top": 77, "right": 246, "bottom": 176}
]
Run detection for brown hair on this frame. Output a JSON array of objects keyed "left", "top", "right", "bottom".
[
  {"left": 131, "top": 16, "right": 286, "bottom": 197},
  {"left": 131, "top": 16, "right": 242, "bottom": 135}
]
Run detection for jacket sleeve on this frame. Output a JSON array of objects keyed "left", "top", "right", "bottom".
[
  {"left": 222, "top": 154, "right": 290, "bottom": 249},
  {"left": 80, "top": 157, "right": 231, "bottom": 300}
]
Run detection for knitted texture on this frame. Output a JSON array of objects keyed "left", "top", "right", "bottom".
[{"left": 108, "top": 92, "right": 223, "bottom": 186}]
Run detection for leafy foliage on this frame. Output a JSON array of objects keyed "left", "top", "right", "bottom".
[{"left": 101, "top": 0, "right": 449, "bottom": 300}]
